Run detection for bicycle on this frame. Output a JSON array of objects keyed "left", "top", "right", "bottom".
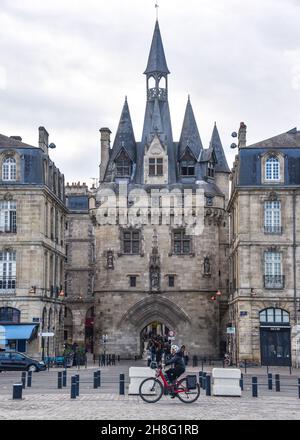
[{"left": 139, "top": 366, "right": 200, "bottom": 404}]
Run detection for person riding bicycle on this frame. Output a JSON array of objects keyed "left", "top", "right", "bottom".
[{"left": 164, "top": 344, "right": 186, "bottom": 387}]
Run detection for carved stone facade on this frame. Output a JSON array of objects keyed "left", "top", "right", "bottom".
[{"left": 89, "top": 20, "right": 230, "bottom": 358}]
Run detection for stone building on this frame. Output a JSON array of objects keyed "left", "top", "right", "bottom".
[
  {"left": 0, "top": 128, "right": 66, "bottom": 357},
  {"left": 90, "top": 20, "right": 230, "bottom": 358},
  {"left": 228, "top": 123, "right": 300, "bottom": 366},
  {"left": 64, "top": 182, "right": 95, "bottom": 352}
]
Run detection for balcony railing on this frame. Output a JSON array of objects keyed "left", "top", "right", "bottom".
[
  {"left": 0, "top": 277, "right": 16, "bottom": 293},
  {"left": 264, "top": 225, "right": 283, "bottom": 235},
  {"left": 264, "top": 275, "right": 285, "bottom": 289}
]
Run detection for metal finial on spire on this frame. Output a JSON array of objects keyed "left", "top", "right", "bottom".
[{"left": 155, "top": 1, "right": 159, "bottom": 20}]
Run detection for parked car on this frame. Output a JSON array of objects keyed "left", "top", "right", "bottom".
[{"left": 0, "top": 351, "right": 46, "bottom": 372}]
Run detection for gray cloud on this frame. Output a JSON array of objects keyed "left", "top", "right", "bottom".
[{"left": 0, "top": 0, "right": 299, "bottom": 184}]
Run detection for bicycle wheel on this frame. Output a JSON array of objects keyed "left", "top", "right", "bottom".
[
  {"left": 176, "top": 378, "right": 200, "bottom": 403},
  {"left": 139, "top": 377, "right": 164, "bottom": 403}
]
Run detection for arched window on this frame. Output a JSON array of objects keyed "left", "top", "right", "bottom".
[
  {"left": 115, "top": 150, "right": 131, "bottom": 177},
  {"left": 2, "top": 157, "right": 16, "bottom": 181},
  {"left": 259, "top": 308, "right": 289, "bottom": 324},
  {"left": 180, "top": 151, "right": 195, "bottom": 176},
  {"left": 265, "top": 156, "right": 280, "bottom": 181},
  {"left": 0, "top": 307, "right": 20, "bottom": 323}
]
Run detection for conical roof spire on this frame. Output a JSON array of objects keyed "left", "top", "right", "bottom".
[
  {"left": 210, "top": 123, "right": 230, "bottom": 173},
  {"left": 110, "top": 98, "right": 136, "bottom": 162},
  {"left": 144, "top": 20, "right": 170, "bottom": 75},
  {"left": 151, "top": 98, "right": 163, "bottom": 134},
  {"left": 178, "top": 97, "right": 203, "bottom": 160}
]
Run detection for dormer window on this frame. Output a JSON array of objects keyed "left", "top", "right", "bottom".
[
  {"left": 207, "top": 162, "right": 215, "bottom": 178},
  {"left": 2, "top": 157, "right": 16, "bottom": 181},
  {"left": 265, "top": 156, "right": 280, "bottom": 181},
  {"left": 115, "top": 150, "right": 131, "bottom": 177},
  {"left": 149, "top": 158, "right": 163, "bottom": 176},
  {"left": 180, "top": 151, "right": 195, "bottom": 176}
]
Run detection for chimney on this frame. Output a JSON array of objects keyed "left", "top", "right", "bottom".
[
  {"left": 99, "top": 127, "right": 111, "bottom": 183},
  {"left": 238, "top": 122, "right": 247, "bottom": 149},
  {"left": 39, "top": 127, "right": 49, "bottom": 154}
]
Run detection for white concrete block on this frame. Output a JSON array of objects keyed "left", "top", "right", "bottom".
[
  {"left": 212, "top": 368, "right": 242, "bottom": 397},
  {"left": 128, "top": 367, "right": 156, "bottom": 395}
]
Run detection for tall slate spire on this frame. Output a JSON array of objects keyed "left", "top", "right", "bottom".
[
  {"left": 144, "top": 20, "right": 170, "bottom": 75},
  {"left": 178, "top": 97, "right": 203, "bottom": 160},
  {"left": 137, "top": 20, "right": 176, "bottom": 184},
  {"left": 210, "top": 123, "right": 230, "bottom": 173},
  {"left": 110, "top": 97, "right": 136, "bottom": 162}
]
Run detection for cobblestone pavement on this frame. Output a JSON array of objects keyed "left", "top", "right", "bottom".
[
  {"left": 0, "top": 362, "right": 300, "bottom": 420},
  {"left": 0, "top": 393, "right": 299, "bottom": 420}
]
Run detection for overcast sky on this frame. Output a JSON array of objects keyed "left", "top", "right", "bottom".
[{"left": 0, "top": 0, "right": 299, "bottom": 185}]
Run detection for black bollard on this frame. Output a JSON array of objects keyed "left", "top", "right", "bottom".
[
  {"left": 199, "top": 371, "right": 203, "bottom": 388},
  {"left": 98, "top": 370, "right": 101, "bottom": 387},
  {"left": 298, "top": 379, "right": 300, "bottom": 399},
  {"left": 21, "top": 371, "right": 26, "bottom": 389},
  {"left": 244, "top": 359, "right": 247, "bottom": 374},
  {"left": 93, "top": 354, "right": 96, "bottom": 365},
  {"left": 206, "top": 375, "right": 211, "bottom": 396},
  {"left": 93, "top": 371, "right": 98, "bottom": 389},
  {"left": 240, "top": 373, "right": 244, "bottom": 391},
  {"left": 85, "top": 355, "right": 87, "bottom": 369},
  {"left": 252, "top": 377, "right": 258, "bottom": 397},
  {"left": 63, "top": 370, "right": 67, "bottom": 387},
  {"left": 275, "top": 374, "right": 280, "bottom": 392},
  {"left": 13, "top": 384, "right": 23, "bottom": 400},
  {"left": 75, "top": 374, "right": 80, "bottom": 396},
  {"left": 27, "top": 371, "right": 32, "bottom": 388},
  {"left": 118, "top": 355, "right": 120, "bottom": 363},
  {"left": 58, "top": 371, "right": 62, "bottom": 389},
  {"left": 202, "top": 372, "right": 207, "bottom": 390},
  {"left": 119, "top": 373, "right": 125, "bottom": 395},
  {"left": 70, "top": 376, "right": 77, "bottom": 399},
  {"left": 268, "top": 373, "right": 273, "bottom": 390}
]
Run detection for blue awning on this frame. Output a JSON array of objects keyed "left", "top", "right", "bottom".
[{"left": 1, "top": 324, "right": 38, "bottom": 341}]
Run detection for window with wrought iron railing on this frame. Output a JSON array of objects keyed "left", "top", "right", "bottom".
[
  {"left": 0, "top": 201, "right": 16, "bottom": 233},
  {"left": 0, "top": 251, "right": 16, "bottom": 293}
]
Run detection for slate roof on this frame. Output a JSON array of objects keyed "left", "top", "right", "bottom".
[
  {"left": 110, "top": 98, "right": 136, "bottom": 163},
  {"left": 247, "top": 128, "right": 300, "bottom": 149},
  {"left": 0, "top": 134, "right": 36, "bottom": 149},
  {"left": 178, "top": 97, "right": 203, "bottom": 160},
  {"left": 209, "top": 123, "right": 230, "bottom": 172},
  {"left": 144, "top": 20, "right": 170, "bottom": 75}
]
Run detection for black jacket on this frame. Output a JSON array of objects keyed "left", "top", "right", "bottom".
[{"left": 165, "top": 351, "right": 185, "bottom": 369}]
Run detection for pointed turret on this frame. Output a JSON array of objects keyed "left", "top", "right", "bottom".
[
  {"left": 178, "top": 97, "right": 203, "bottom": 160},
  {"left": 137, "top": 20, "right": 176, "bottom": 184},
  {"left": 110, "top": 97, "right": 136, "bottom": 163},
  {"left": 210, "top": 123, "right": 230, "bottom": 173},
  {"left": 144, "top": 20, "right": 170, "bottom": 75}
]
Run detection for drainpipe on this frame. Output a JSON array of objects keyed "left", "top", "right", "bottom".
[{"left": 293, "top": 190, "right": 297, "bottom": 322}]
